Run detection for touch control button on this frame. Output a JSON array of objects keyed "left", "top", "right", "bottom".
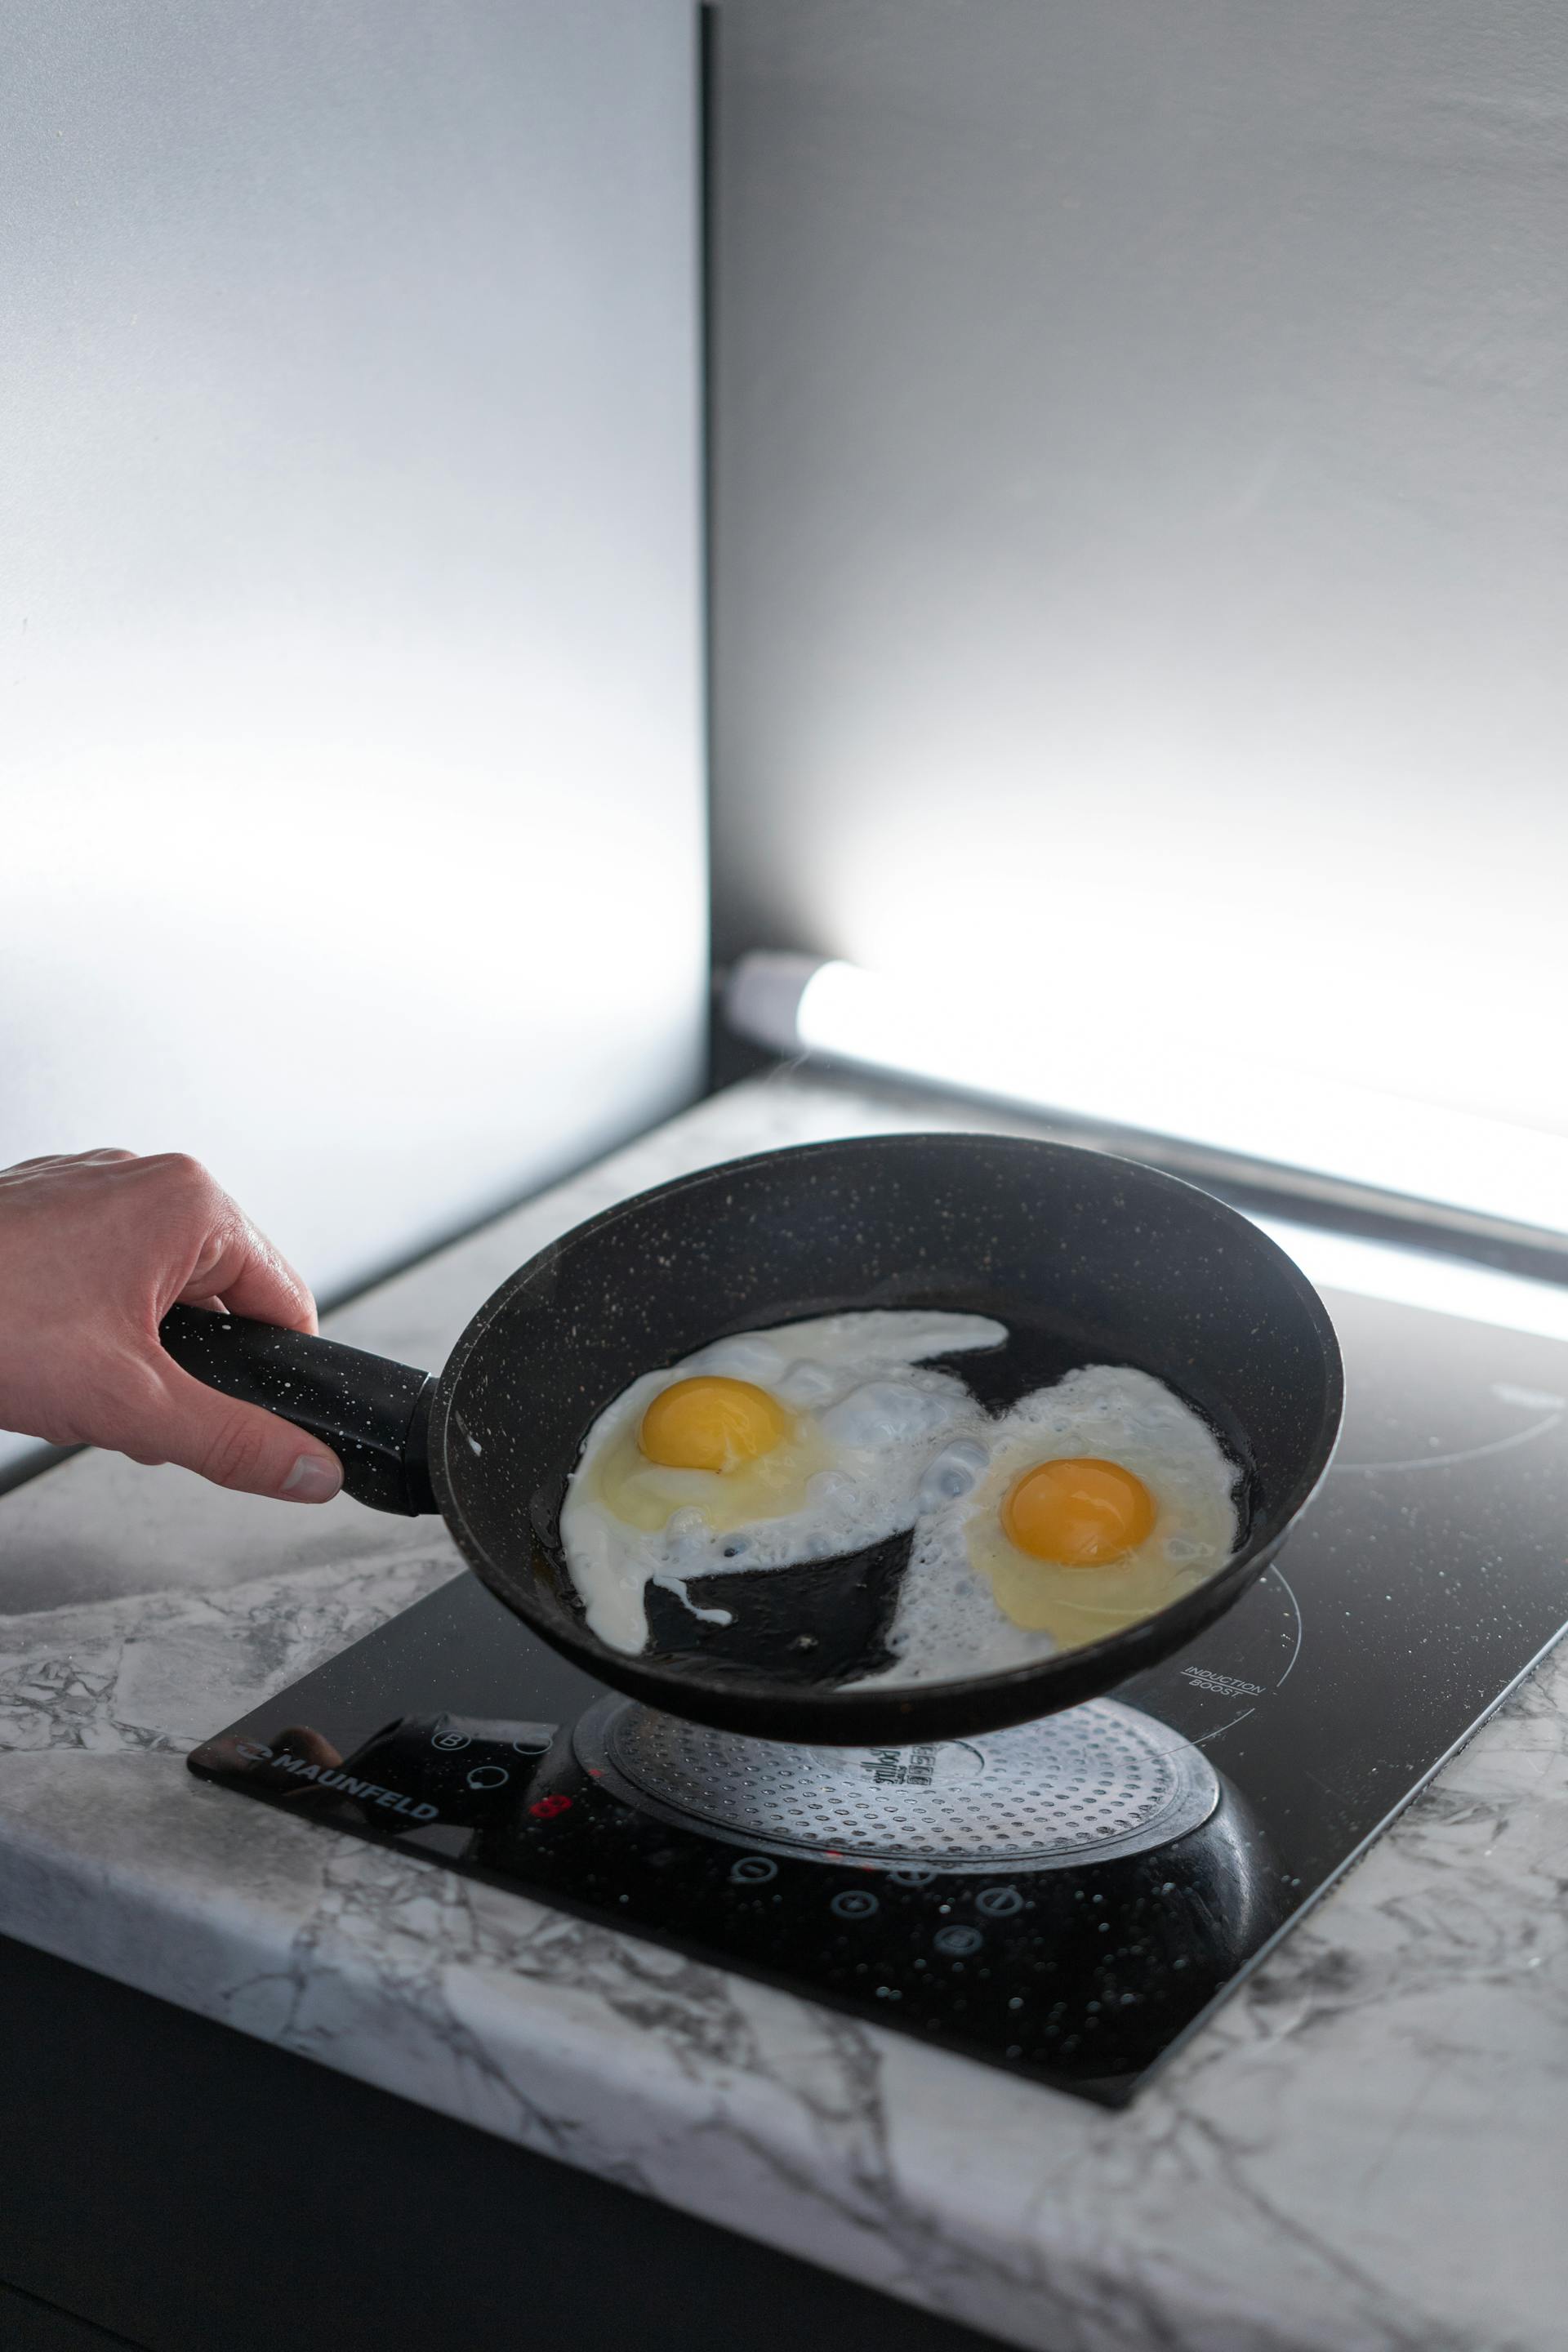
[
  {"left": 730, "top": 1855, "right": 777, "bottom": 1886},
  {"left": 976, "top": 1886, "right": 1024, "bottom": 1918},
  {"left": 430, "top": 1730, "right": 470, "bottom": 1752},
  {"left": 831, "top": 1888, "right": 880, "bottom": 1920},
  {"left": 465, "top": 1765, "right": 510, "bottom": 1792},
  {"left": 886, "top": 1864, "right": 937, "bottom": 1887},
  {"left": 934, "top": 1923, "right": 983, "bottom": 1957}
]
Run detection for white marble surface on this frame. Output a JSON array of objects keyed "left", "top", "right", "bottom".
[{"left": 1, "top": 1072, "right": 1566, "bottom": 2350}]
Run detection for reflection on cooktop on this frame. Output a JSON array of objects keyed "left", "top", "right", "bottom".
[{"left": 191, "top": 1285, "right": 1568, "bottom": 2105}]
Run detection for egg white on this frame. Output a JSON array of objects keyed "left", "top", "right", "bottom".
[
  {"left": 865, "top": 1365, "right": 1241, "bottom": 1686},
  {"left": 559, "top": 1309, "right": 1007, "bottom": 1655}
]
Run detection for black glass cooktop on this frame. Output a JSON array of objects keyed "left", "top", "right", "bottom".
[{"left": 191, "top": 1280, "right": 1568, "bottom": 2106}]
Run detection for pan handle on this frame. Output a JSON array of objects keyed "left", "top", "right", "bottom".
[{"left": 158, "top": 1304, "right": 439, "bottom": 1517}]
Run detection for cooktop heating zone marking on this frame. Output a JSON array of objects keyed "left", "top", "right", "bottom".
[{"left": 572, "top": 1697, "right": 1220, "bottom": 1873}]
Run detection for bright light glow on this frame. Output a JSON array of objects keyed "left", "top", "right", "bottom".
[
  {"left": 2, "top": 646, "right": 706, "bottom": 1293},
  {"left": 1253, "top": 1217, "right": 1568, "bottom": 1345},
  {"left": 792, "top": 960, "right": 1568, "bottom": 1244}
]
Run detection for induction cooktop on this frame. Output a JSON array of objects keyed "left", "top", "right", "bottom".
[{"left": 191, "top": 1278, "right": 1568, "bottom": 2106}]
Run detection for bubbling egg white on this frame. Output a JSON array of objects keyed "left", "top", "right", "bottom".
[
  {"left": 862, "top": 1365, "right": 1241, "bottom": 1686},
  {"left": 559, "top": 1309, "right": 1007, "bottom": 1655}
]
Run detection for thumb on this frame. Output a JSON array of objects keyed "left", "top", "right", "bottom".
[{"left": 140, "top": 1359, "right": 344, "bottom": 1503}]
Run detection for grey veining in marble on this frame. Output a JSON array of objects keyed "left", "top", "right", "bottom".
[{"left": 1, "top": 1073, "right": 1566, "bottom": 2351}]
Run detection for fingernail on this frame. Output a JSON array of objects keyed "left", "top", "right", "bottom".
[{"left": 281, "top": 1452, "right": 343, "bottom": 1503}]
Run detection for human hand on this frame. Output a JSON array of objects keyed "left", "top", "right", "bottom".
[{"left": 0, "top": 1150, "right": 343, "bottom": 1503}]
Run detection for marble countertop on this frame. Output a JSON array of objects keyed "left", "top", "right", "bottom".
[{"left": 2, "top": 1071, "right": 1565, "bottom": 2352}]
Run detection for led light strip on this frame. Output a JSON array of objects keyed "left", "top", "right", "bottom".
[{"left": 724, "top": 951, "right": 1568, "bottom": 1342}]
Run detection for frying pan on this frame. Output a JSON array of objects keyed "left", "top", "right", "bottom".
[{"left": 159, "top": 1133, "right": 1343, "bottom": 1744}]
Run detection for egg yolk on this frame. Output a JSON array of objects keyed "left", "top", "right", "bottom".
[
  {"left": 638, "top": 1376, "right": 791, "bottom": 1473},
  {"left": 1000, "top": 1457, "right": 1156, "bottom": 1567}
]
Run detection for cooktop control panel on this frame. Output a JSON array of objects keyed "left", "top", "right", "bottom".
[{"left": 193, "top": 1284, "right": 1568, "bottom": 2104}]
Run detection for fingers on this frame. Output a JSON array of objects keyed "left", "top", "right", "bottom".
[
  {"left": 0, "top": 1147, "right": 137, "bottom": 1181},
  {"left": 179, "top": 1218, "right": 319, "bottom": 1335},
  {"left": 129, "top": 1154, "right": 318, "bottom": 1335},
  {"left": 125, "top": 1356, "right": 344, "bottom": 1504},
  {"left": 0, "top": 1145, "right": 334, "bottom": 1502}
]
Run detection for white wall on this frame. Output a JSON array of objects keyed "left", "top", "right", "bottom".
[
  {"left": 710, "top": 2, "right": 1568, "bottom": 1131},
  {"left": 2, "top": 1, "right": 706, "bottom": 1474}
]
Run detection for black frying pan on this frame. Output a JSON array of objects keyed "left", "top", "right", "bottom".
[{"left": 160, "top": 1134, "right": 1343, "bottom": 1744}]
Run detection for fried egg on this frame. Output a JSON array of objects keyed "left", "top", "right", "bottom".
[
  {"left": 866, "top": 1365, "right": 1241, "bottom": 1686},
  {"left": 559, "top": 1309, "right": 1007, "bottom": 1654}
]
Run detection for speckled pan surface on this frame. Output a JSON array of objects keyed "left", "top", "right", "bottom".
[{"left": 429, "top": 1134, "right": 1344, "bottom": 1743}]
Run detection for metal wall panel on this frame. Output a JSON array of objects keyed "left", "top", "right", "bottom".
[
  {"left": 710, "top": 1, "right": 1568, "bottom": 1127},
  {"left": 2, "top": 1, "right": 705, "bottom": 1474}
]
